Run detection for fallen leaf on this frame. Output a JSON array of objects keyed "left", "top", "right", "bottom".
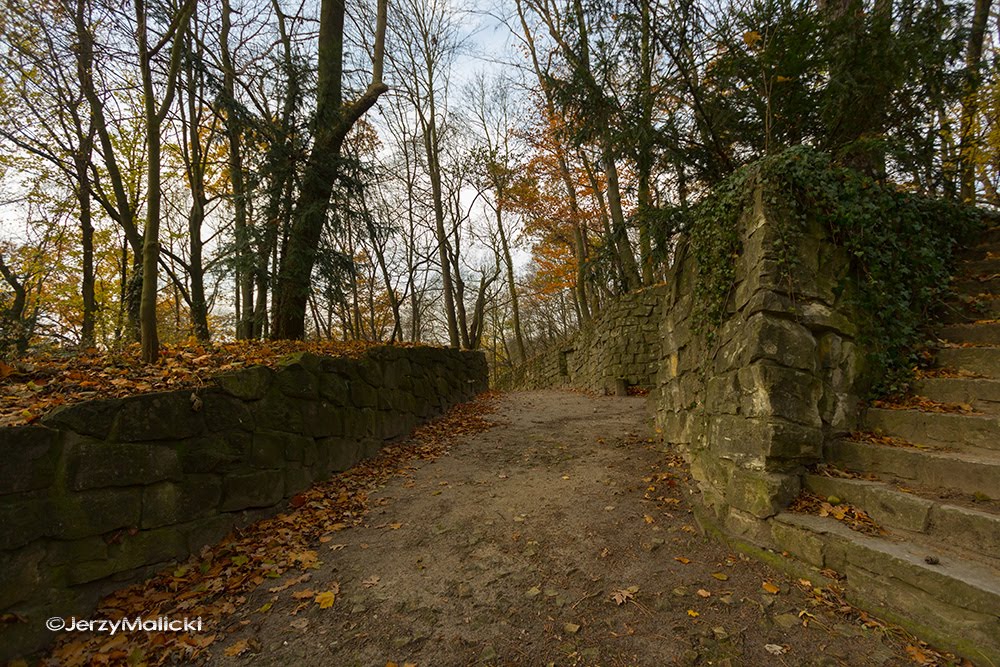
[
  {"left": 674, "top": 556, "right": 691, "bottom": 564},
  {"left": 687, "top": 609, "right": 699, "bottom": 618},
  {"left": 643, "top": 515, "right": 654, "bottom": 524},
  {"left": 291, "top": 589, "right": 316, "bottom": 600},
  {"left": 224, "top": 640, "right": 249, "bottom": 657},
  {"left": 711, "top": 572, "right": 729, "bottom": 581},
  {"left": 362, "top": 576, "right": 380, "bottom": 588},
  {"left": 387, "top": 522, "right": 403, "bottom": 530},
  {"left": 315, "top": 589, "right": 337, "bottom": 609},
  {"left": 563, "top": 622, "right": 580, "bottom": 634},
  {"left": 696, "top": 589, "right": 711, "bottom": 598},
  {"left": 762, "top": 581, "right": 780, "bottom": 595},
  {"left": 764, "top": 644, "right": 787, "bottom": 656}
]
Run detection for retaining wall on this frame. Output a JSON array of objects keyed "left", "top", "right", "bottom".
[
  {"left": 0, "top": 345, "right": 488, "bottom": 659},
  {"left": 502, "top": 285, "right": 668, "bottom": 393}
]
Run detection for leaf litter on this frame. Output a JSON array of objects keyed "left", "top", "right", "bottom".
[{"left": 43, "top": 392, "right": 499, "bottom": 666}]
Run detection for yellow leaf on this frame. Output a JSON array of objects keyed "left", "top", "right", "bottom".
[
  {"left": 292, "top": 589, "right": 316, "bottom": 600},
  {"left": 315, "top": 590, "right": 337, "bottom": 609},
  {"left": 696, "top": 589, "right": 711, "bottom": 598},
  {"left": 643, "top": 515, "right": 654, "bottom": 524},
  {"left": 674, "top": 556, "right": 691, "bottom": 564},
  {"left": 743, "top": 30, "right": 762, "bottom": 47},
  {"left": 762, "top": 581, "right": 780, "bottom": 595},
  {"left": 711, "top": 572, "right": 729, "bottom": 581},
  {"left": 687, "top": 609, "right": 700, "bottom": 617}
]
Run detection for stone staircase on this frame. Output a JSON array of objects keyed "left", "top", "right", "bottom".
[{"left": 770, "top": 229, "right": 1000, "bottom": 665}]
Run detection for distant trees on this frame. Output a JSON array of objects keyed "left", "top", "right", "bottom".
[{"left": 0, "top": 0, "right": 995, "bottom": 366}]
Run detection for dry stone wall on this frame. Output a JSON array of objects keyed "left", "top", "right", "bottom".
[
  {"left": 503, "top": 285, "right": 668, "bottom": 393},
  {"left": 504, "top": 187, "right": 864, "bottom": 541},
  {"left": 0, "top": 346, "right": 487, "bottom": 659},
  {"left": 655, "top": 189, "right": 865, "bottom": 541}
]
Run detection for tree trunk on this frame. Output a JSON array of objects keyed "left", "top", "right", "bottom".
[
  {"left": 959, "top": 0, "right": 993, "bottom": 202},
  {"left": 272, "top": 0, "right": 387, "bottom": 339}
]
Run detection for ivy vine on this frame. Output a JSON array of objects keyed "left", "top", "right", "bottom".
[{"left": 665, "top": 146, "right": 982, "bottom": 396}]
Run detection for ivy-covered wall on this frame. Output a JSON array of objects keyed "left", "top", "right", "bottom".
[
  {"left": 0, "top": 346, "right": 487, "bottom": 660},
  {"left": 500, "top": 285, "right": 668, "bottom": 393},
  {"left": 655, "top": 188, "right": 865, "bottom": 538}
]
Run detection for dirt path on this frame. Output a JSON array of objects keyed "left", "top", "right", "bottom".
[{"left": 200, "top": 390, "right": 915, "bottom": 667}]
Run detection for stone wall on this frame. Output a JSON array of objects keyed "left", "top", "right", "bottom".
[
  {"left": 656, "top": 188, "right": 864, "bottom": 538},
  {"left": 503, "top": 186, "right": 864, "bottom": 537},
  {"left": 502, "top": 285, "right": 668, "bottom": 393},
  {"left": 0, "top": 346, "right": 487, "bottom": 659}
]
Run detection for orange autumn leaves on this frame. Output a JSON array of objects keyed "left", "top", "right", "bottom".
[{"left": 0, "top": 339, "right": 390, "bottom": 427}]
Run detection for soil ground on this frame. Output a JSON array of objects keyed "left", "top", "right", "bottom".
[{"left": 196, "top": 390, "right": 920, "bottom": 667}]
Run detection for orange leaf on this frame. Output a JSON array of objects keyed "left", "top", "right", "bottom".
[{"left": 762, "top": 581, "right": 780, "bottom": 595}]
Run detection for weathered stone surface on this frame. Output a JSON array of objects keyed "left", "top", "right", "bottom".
[
  {"left": 275, "top": 362, "right": 319, "bottom": 399},
  {"left": 284, "top": 466, "right": 315, "bottom": 497},
  {"left": 202, "top": 391, "right": 254, "bottom": 432},
  {"left": 141, "top": 476, "right": 222, "bottom": 529},
  {"left": 221, "top": 470, "right": 284, "bottom": 511},
  {"left": 69, "top": 441, "right": 181, "bottom": 490},
  {"left": 68, "top": 441, "right": 182, "bottom": 490},
  {"left": 177, "top": 434, "right": 247, "bottom": 474},
  {"left": 0, "top": 426, "right": 60, "bottom": 495},
  {"left": 252, "top": 388, "right": 304, "bottom": 433},
  {"left": 725, "top": 468, "right": 799, "bottom": 519},
  {"left": 0, "top": 543, "right": 47, "bottom": 608},
  {"left": 116, "top": 392, "right": 205, "bottom": 441},
  {"left": 0, "top": 497, "right": 49, "bottom": 550},
  {"left": 41, "top": 399, "right": 122, "bottom": 439},
  {"left": 215, "top": 366, "right": 272, "bottom": 400},
  {"left": 49, "top": 487, "right": 142, "bottom": 540}
]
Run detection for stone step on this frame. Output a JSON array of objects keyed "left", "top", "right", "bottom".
[
  {"left": 956, "top": 257, "right": 1000, "bottom": 277},
  {"left": 935, "top": 345, "right": 1000, "bottom": 378},
  {"left": 865, "top": 407, "right": 1000, "bottom": 453},
  {"left": 952, "top": 274, "right": 1000, "bottom": 297},
  {"left": 825, "top": 439, "right": 1000, "bottom": 497},
  {"left": 770, "top": 512, "right": 1000, "bottom": 666},
  {"left": 914, "top": 377, "right": 1000, "bottom": 410},
  {"left": 803, "top": 474, "right": 1000, "bottom": 565},
  {"left": 937, "top": 322, "right": 1000, "bottom": 345},
  {"left": 937, "top": 295, "right": 1000, "bottom": 324}
]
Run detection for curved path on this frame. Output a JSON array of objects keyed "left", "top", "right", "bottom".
[{"left": 201, "top": 390, "right": 917, "bottom": 666}]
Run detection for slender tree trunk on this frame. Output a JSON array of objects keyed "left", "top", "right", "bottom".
[
  {"left": 959, "top": 0, "right": 993, "bottom": 202},
  {"left": 272, "top": 0, "right": 387, "bottom": 339}
]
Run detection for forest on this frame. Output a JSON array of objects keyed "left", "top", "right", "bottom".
[{"left": 0, "top": 0, "right": 995, "bottom": 369}]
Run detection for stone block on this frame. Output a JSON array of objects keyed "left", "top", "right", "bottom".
[
  {"left": 251, "top": 388, "right": 304, "bottom": 433},
  {"left": 738, "top": 364, "right": 822, "bottom": 427},
  {"left": 284, "top": 466, "right": 315, "bottom": 497},
  {"left": 301, "top": 401, "right": 344, "bottom": 438},
  {"left": 319, "top": 372, "right": 350, "bottom": 404},
  {"left": 275, "top": 362, "right": 318, "bottom": 399},
  {"left": 50, "top": 487, "right": 141, "bottom": 539},
  {"left": 69, "top": 440, "right": 181, "bottom": 490},
  {"left": 70, "top": 525, "right": 187, "bottom": 584},
  {"left": 0, "top": 496, "right": 49, "bottom": 550},
  {"left": 115, "top": 391, "right": 205, "bottom": 441},
  {"left": 726, "top": 469, "right": 799, "bottom": 519},
  {"left": 221, "top": 470, "right": 284, "bottom": 511},
  {"left": 215, "top": 366, "right": 272, "bottom": 400},
  {"left": 0, "top": 426, "right": 60, "bottom": 495},
  {"left": 202, "top": 391, "right": 254, "bottom": 432},
  {"left": 185, "top": 513, "right": 234, "bottom": 552},
  {"left": 0, "top": 542, "right": 46, "bottom": 608},
  {"left": 177, "top": 434, "right": 247, "bottom": 474},
  {"left": 44, "top": 536, "right": 108, "bottom": 566},
  {"left": 319, "top": 438, "right": 362, "bottom": 473},
  {"left": 771, "top": 517, "right": 826, "bottom": 567},
  {"left": 349, "top": 380, "right": 378, "bottom": 408},
  {"left": 141, "top": 475, "right": 222, "bottom": 529},
  {"left": 250, "top": 431, "right": 300, "bottom": 469},
  {"left": 41, "top": 398, "right": 122, "bottom": 439}
]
